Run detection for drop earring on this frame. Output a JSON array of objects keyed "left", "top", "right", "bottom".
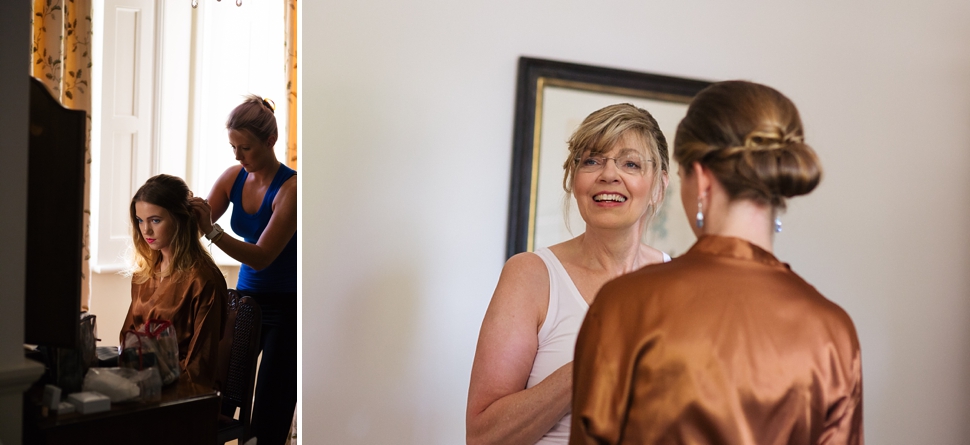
[
  {"left": 774, "top": 217, "right": 782, "bottom": 233},
  {"left": 696, "top": 198, "right": 705, "bottom": 229}
]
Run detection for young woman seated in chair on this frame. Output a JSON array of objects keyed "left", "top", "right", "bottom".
[{"left": 121, "top": 174, "right": 229, "bottom": 388}]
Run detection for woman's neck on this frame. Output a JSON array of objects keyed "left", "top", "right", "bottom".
[
  {"left": 157, "top": 249, "right": 172, "bottom": 277},
  {"left": 573, "top": 225, "right": 646, "bottom": 275},
  {"left": 249, "top": 158, "right": 282, "bottom": 184},
  {"left": 703, "top": 196, "right": 774, "bottom": 253}
]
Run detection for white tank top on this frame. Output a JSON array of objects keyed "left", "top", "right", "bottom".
[{"left": 527, "top": 247, "right": 670, "bottom": 444}]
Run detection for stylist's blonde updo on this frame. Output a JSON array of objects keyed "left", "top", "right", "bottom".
[
  {"left": 674, "top": 81, "right": 821, "bottom": 210},
  {"left": 227, "top": 94, "right": 278, "bottom": 143}
]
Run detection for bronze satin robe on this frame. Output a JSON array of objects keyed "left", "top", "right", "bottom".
[
  {"left": 121, "top": 262, "right": 228, "bottom": 389},
  {"left": 571, "top": 236, "right": 862, "bottom": 445}
]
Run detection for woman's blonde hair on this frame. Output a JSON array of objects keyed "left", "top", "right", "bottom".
[
  {"left": 562, "top": 103, "right": 669, "bottom": 232},
  {"left": 226, "top": 94, "right": 278, "bottom": 143},
  {"left": 674, "top": 80, "right": 821, "bottom": 210},
  {"left": 128, "top": 174, "right": 218, "bottom": 284}
]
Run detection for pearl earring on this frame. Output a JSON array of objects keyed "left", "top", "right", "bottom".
[
  {"left": 774, "top": 217, "right": 782, "bottom": 233},
  {"left": 696, "top": 198, "right": 704, "bottom": 229}
]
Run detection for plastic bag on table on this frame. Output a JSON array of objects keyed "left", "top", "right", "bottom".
[
  {"left": 119, "top": 319, "right": 180, "bottom": 385},
  {"left": 82, "top": 366, "right": 162, "bottom": 403}
]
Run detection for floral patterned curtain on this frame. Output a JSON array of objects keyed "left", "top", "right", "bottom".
[
  {"left": 31, "top": 0, "right": 93, "bottom": 311},
  {"left": 285, "top": 0, "right": 298, "bottom": 170},
  {"left": 285, "top": 7, "right": 299, "bottom": 441},
  {"left": 285, "top": 6, "right": 299, "bottom": 442}
]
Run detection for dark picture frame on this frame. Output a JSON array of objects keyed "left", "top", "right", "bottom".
[{"left": 506, "top": 57, "right": 712, "bottom": 259}]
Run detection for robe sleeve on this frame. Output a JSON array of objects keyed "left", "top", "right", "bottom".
[
  {"left": 819, "top": 346, "right": 864, "bottom": 444},
  {"left": 570, "top": 283, "right": 647, "bottom": 445},
  {"left": 120, "top": 304, "right": 135, "bottom": 346},
  {"left": 119, "top": 281, "right": 145, "bottom": 345},
  {"left": 180, "top": 271, "right": 228, "bottom": 388}
]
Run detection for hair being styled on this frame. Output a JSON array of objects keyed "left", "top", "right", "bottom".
[
  {"left": 563, "top": 103, "right": 669, "bottom": 230},
  {"left": 674, "top": 80, "right": 821, "bottom": 210},
  {"left": 128, "top": 174, "right": 218, "bottom": 284},
  {"left": 226, "top": 94, "right": 278, "bottom": 143}
]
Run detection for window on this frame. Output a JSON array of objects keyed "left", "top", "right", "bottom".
[{"left": 91, "top": 0, "right": 286, "bottom": 270}]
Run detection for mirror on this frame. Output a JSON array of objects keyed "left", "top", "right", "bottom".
[{"left": 507, "top": 57, "right": 711, "bottom": 258}]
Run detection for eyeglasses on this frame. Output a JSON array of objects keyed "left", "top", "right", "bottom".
[{"left": 576, "top": 153, "right": 653, "bottom": 175}]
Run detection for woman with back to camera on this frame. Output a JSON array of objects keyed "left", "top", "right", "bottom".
[
  {"left": 123, "top": 174, "right": 228, "bottom": 389},
  {"left": 571, "top": 81, "right": 863, "bottom": 444},
  {"left": 466, "top": 104, "right": 672, "bottom": 445},
  {"left": 190, "top": 95, "right": 297, "bottom": 445}
]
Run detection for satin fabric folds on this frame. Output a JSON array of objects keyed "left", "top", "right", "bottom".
[
  {"left": 571, "top": 235, "right": 863, "bottom": 445},
  {"left": 121, "top": 263, "right": 228, "bottom": 389}
]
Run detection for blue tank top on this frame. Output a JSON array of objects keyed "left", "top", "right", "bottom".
[{"left": 230, "top": 164, "right": 297, "bottom": 292}]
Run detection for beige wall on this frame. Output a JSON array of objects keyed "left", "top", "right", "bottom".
[{"left": 303, "top": 1, "right": 970, "bottom": 444}]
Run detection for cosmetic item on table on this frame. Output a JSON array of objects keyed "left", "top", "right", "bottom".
[{"left": 66, "top": 391, "right": 111, "bottom": 415}]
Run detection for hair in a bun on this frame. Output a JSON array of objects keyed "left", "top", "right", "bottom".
[
  {"left": 673, "top": 80, "right": 821, "bottom": 210},
  {"left": 226, "top": 94, "right": 279, "bottom": 144}
]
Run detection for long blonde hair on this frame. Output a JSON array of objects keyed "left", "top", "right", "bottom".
[{"left": 128, "top": 174, "right": 217, "bottom": 284}]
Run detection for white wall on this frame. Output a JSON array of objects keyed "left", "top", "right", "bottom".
[{"left": 303, "top": 1, "right": 970, "bottom": 444}]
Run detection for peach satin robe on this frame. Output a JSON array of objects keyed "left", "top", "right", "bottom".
[
  {"left": 571, "top": 235, "right": 863, "bottom": 444},
  {"left": 121, "top": 262, "right": 228, "bottom": 389}
]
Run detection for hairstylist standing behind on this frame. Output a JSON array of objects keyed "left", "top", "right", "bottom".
[{"left": 191, "top": 95, "right": 297, "bottom": 445}]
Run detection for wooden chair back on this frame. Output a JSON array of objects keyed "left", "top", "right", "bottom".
[{"left": 217, "top": 289, "right": 262, "bottom": 444}]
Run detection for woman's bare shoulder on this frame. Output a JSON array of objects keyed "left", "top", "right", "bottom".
[
  {"left": 490, "top": 252, "right": 548, "bottom": 305},
  {"left": 219, "top": 164, "right": 244, "bottom": 181},
  {"left": 499, "top": 251, "right": 548, "bottom": 287},
  {"left": 483, "top": 251, "right": 551, "bottom": 339},
  {"left": 210, "top": 165, "right": 244, "bottom": 194},
  {"left": 276, "top": 173, "right": 297, "bottom": 200}
]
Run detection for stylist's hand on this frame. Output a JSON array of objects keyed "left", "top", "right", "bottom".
[{"left": 189, "top": 197, "right": 214, "bottom": 235}]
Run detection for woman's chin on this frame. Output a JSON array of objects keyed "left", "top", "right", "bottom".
[{"left": 584, "top": 216, "right": 642, "bottom": 233}]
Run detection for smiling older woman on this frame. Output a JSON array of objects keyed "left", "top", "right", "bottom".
[{"left": 466, "top": 104, "right": 671, "bottom": 445}]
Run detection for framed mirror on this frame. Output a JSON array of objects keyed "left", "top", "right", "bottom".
[{"left": 507, "top": 57, "right": 712, "bottom": 259}]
